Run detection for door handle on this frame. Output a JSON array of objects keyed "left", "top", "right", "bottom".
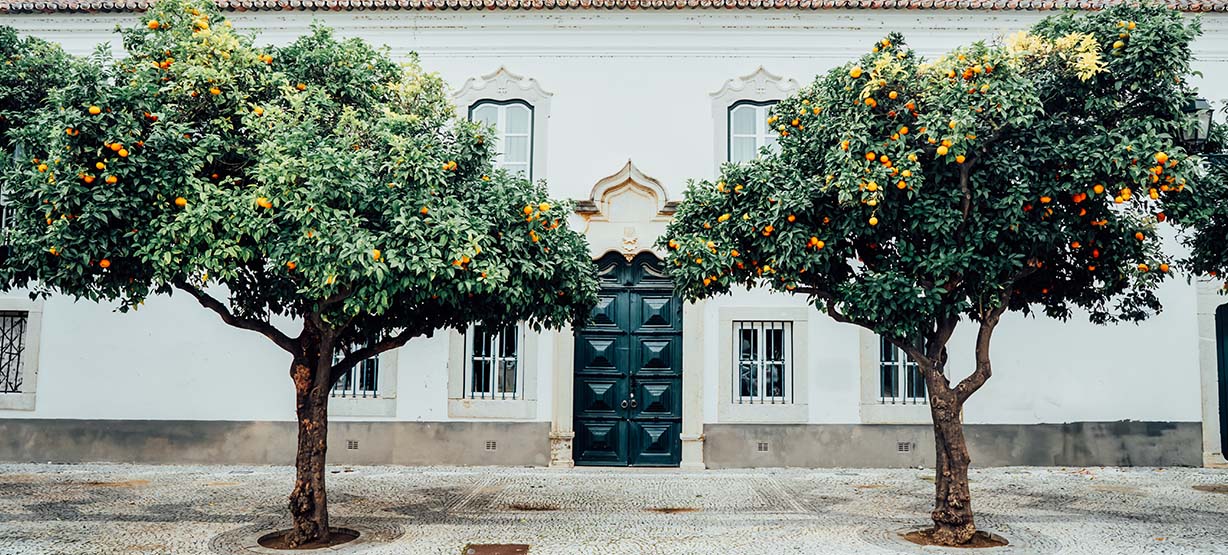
[
  {"left": 621, "top": 400, "right": 629, "bottom": 409},
  {"left": 630, "top": 399, "right": 638, "bottom": 408}
]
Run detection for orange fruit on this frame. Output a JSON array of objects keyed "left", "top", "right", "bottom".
[
  {"left": 256, "top": 197, "right": 272, "bottom": 209},
  {"left": 1160, "top": 263, "right": 1170, "bottom": 273},
  {"left": 118, "top": 149, "right": 129, "bottom": 158},
  {"left": 865, "top": 152, "right": 876, "bottom": 161},
  {"left": 787, "top": 214, "right": 796, "bottom": 223},
  {"left": 1093, "top": 184, "right": 1104, "bottom": 194},
  {"left": 287, "top": 261, "right": 296, "bottom": 271},
  {"left": 209, "top": 87, "right": 221, "bottom": 95},
  {"left": 1138, "top": 263, "right": 1149, "bottom": 272},
  {"left": 37, "top": 164, "right": 48, "bottom": 173},
  {"left": 99, "top": 258, "right": 111, "bottom": 269},
  {"left": 88, "top": 106, "right": 101, "bottom": 115},
  {"left": 253, "top": 106, "right": 264, "bottom": 116},
  {"left": 1154, "top": 152, "right": 1168, "bottom": 164},
  {"left": 96, "top": 162, "right": 106, "bottom": 170},
  {"left": 147, "top": 20, "right": 160, "bottom": 29},
  {"left": 868, "top": 216, "right": 879, "bottom": 226},
  {"left": 296, "top": 83, "right": 307, "bottom": 91},
  {"left": 936, "top": 146, "right": 949, "bottom": 156},
  {"left": 1135, "top": 232, "right": 1145, "bottom": 241},
  {"left": 955, "top": 155, "right": 966, "bottom": 164},
  {"left": 850, "top": 67, "right": 863, "bottom": 79},
  {"left": 174, "top": 197, "right": 187, "bottom": 207},
  {"left": 105, "top": 175, "right": 118, "bottom": 184},
  {"left": 420, "top": 206, "right": 429, "bottom": 215},
  {"left": 539, "top": 202, "right": 552, "bottom": 212}
]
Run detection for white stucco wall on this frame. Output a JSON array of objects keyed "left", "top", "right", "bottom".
[{"left": 1, "top": 9, "right": 1224, "bottom": 425}]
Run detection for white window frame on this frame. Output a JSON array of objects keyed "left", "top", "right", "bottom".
[
  {"left": 463, "top": 323, "right": 524, "bottom": 400},
  {"left": 733, "top": 320, "right": 793, "bottom": 404},
  {"left": 710, "top": 67, "right": 799, "bottom": 174},
  {"left": 717, "top": 306, "right": 809, "bottom": 423},
  {"left": 0, "top": 296, "right": 44, "bottom": 412},
  {"left": 878, "top": 336, "right": 928, "bottom": 405},
  {"left": 468, "top": 100, "right": 534, "bottom": 179},
  {"left": 453, "top": 67, "right": 551, "bottom": 182},
  {"left": 447, "top": 322, "right": 539, "bottom": 419},
  {"left": 328, "top": 345, "right": 398, "bottom": 418},
  {"left": 727, "top": 101, "right": 780, "bottom": 164},
  {"left": 859, "top": 329, "right": 932, "bottom": 424}
]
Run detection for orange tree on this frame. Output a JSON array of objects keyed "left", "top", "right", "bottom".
[
  {"left": 1168, "top": 120, "right": 1228, "bottom": 281},
  {"left": 0, "top": 27, "right": 71, "bottom": 213},
  {"left": 1, "top": 0, "right": 597, "bottom": 546},
  {"left": 660, "top": 4, "right": 1199, "bottom": 546}
]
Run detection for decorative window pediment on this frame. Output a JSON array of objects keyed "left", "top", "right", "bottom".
[
  {"left": 454, "top": 68, "right": 552, "bottom": 182},
  {"left": 711, "top": 67, "right": 800, "bottom": 170}
]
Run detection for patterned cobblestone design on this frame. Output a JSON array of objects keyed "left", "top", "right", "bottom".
[{"left": 0, "top": 464, "right": 1225, "bottom": 554}]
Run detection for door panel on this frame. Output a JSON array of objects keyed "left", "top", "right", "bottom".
[
  {"left": 574, "top": 420, "right": 627, "bottom": 465},
  {"left": 629, "top": 421, "right": 680, "bottom": 467},
  {"left": 574, "top": 252, "right": 682, "bottom": 467},
  {"left": 632, "top": 335, "right": 680, "bottom": 376},
  {"left": 630, "top": 379, "right": 680, "bottom": 419}
]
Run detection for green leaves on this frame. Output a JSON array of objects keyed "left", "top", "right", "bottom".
[
  {"left": 0, "top": 0, "right": 597, "bottom": 348},
  {"left": 662, "top": 4, "right": 1203, "bottom": 345}
]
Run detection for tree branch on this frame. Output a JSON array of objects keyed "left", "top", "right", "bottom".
[
  {"left": 174, "top": 281, "right": 298, "bottom": 354},
  {"left": 329, "top": 323, "right": 434, "bottom": 385}
]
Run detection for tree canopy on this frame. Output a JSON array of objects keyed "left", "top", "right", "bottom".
[
  {"left": 2, "top": 0, "right": 598, "bottom": 357},
  {"left": 663, "top": 3, "right": 1198, "bottom": 342}
]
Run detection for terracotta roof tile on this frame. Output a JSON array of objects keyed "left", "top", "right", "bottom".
[{"left": 3, "top": 0, "right": 1225, "bottom": 12}]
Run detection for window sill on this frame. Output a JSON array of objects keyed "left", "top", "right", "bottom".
[
  {"left": 860, "top": 402, "right": 931, "bottom": 424},
  {"left": 718, "top": 402, "right": 807, "bottom": 424},
  {"left": 0, "top": 392, "right": 35, "bottom": 411},
  {"left": 448, "top": 398, "right": 537, "bottom": 420},
  {"left": 329, "top": 396, "right": 396, "bottom": 418}
]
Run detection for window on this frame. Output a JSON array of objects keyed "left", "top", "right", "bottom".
[
  {"left": 0, "top": 311, "right": 29, "bottom": 395},
  {"left": 728, "top": 101, "right": 779, "bottom": 163},
  {"left": 331, "top": 344, "right": 381, "bottom": 399},
  {"left": 733, "top": 321, "right": 793, "bottom": 404},
  {"left": 469, "top": 100, "right": 533, "bottom": 179},
  {"left": 879, "top": 337, "right": 926, "bottom": 404},
  {"left": 464, "top": 323, "right": 523, "bottom": 400}
]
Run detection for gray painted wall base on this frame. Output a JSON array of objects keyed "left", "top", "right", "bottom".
[
  {"left": 0, "top": 420, "right": 550, "bottom": 466},
  {"left": 703, "top": 422, "right": 1203, "bottom": 468},
  {"left": 0, "top": 420, "right": 1201, "bottom": 468}
]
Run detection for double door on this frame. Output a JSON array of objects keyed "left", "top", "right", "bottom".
[{"left": 573, "top": 253, "right": 682, "bottom": 467}]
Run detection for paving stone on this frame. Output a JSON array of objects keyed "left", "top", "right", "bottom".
[{"left": 0, "top": 464, "right": 1225, "bottom": 554}]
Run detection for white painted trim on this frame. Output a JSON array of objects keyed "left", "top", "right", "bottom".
[
  {"left": 680, "top": 299, "right": 706, "bottom": 470},
  {"left": 716, "top": 306, "right": 809, "bottom": 423},
  {"left": 1197, "top": 279, "right": 1227, "bottom": 467},
  {"left": 329, "top": 348, "right": 399, "bottom": 417},
  {"left": 447, "top": 325, "right": 540, "bottom": 419},
  {"left": 0, "top": 297, "right": 44, "bottom": 412},
  {"left": 453, "top": 67, "right": 552, "bottom": 183},
  {"left": 710, "top": 67, "right": 799, "bottom": 174},
  {"left": 857, "top": 328, "right": 930, "bottom": 424},
  {"left": 549, "top": 323, "right": 576, "bottom": 468}
]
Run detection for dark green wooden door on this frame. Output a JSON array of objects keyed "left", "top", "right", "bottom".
[{"left": 574, "top": 252, "right": 682, "bottom": 467}]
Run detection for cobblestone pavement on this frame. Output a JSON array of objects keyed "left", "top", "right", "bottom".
[{"left": 0, "top": 464, "right": 1227, "bottom": 554}]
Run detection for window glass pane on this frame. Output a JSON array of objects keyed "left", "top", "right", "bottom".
[
  {"left": 504, "top": 136, "right": 530, "bottom": 164},
  {"left": 730, "top": 105, "right": 757, "bottom": 135},
  {"left": 907, "top": 363, "right": 926, "bottom": 400},
  {"left": 764, "top": 133, "right": 780, "bottom": 153},
  {"left": 767, "top": 363, "right": 785, "bottom": 398},
  {"left": 880, "top": 363, "right": 898, "bottom": 399},
  {"left": 472, "top": 104, "right": 497, "bottom": 127},
  {"left": 731, "top": 137, "right": 757, "bottom": 164},
  {"left": 501, "top": 163, "right": 529, "bottom": 177},
  {"left": 739, "top": 361, "right": 757, "bottom": 398},
  {"left": 499, "top": 359, "right": 517, "bottom": 394},
  {"left": 765, "top": 328, "right": 784, "bottom": 361},
  {"left": 738, "top": 328, "right": 757, "bottom": 361},
  {"left": 505, "top": 104, "right": 531, "bottom": 134}
]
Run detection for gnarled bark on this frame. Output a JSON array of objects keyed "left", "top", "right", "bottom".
[
  {"left": 917, "top": 311, "right": 1003, "bottom": 546},
  {"left": 286, "top": 324, "right": 334, "bottom": 547}
]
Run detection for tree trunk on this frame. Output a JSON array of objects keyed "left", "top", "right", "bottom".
[
  {"left": 927, "top": 383, "right": 975, "bottom": 545},
  {"left": 286, "top": 329, "right": 334, "bottom": 547}
]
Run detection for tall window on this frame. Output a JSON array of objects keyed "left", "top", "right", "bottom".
[
  {"left": 0, "top": 311, "right": 28, "bottom": 394},
  {"left": 465, "top": 323, "right": 522, "bottom": 400},
  {"left": 469, "top": 100, "right": 533, "bottom": 179},
  {"left": 733, "top": 321, "right": 793, "bottom": 404},
  {"left": 331, "top": 344, "right": 380, "bottom": 399},
  {"left": 728, "top": 101, "right": 779, "bottom": 163},
  {"left": 879, "top": 337, "right": 926, "bottom": 404}
]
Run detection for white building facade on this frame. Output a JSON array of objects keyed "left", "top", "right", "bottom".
[{"left": 1, "top": 1, "right": 1226, "bottom": 470}]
